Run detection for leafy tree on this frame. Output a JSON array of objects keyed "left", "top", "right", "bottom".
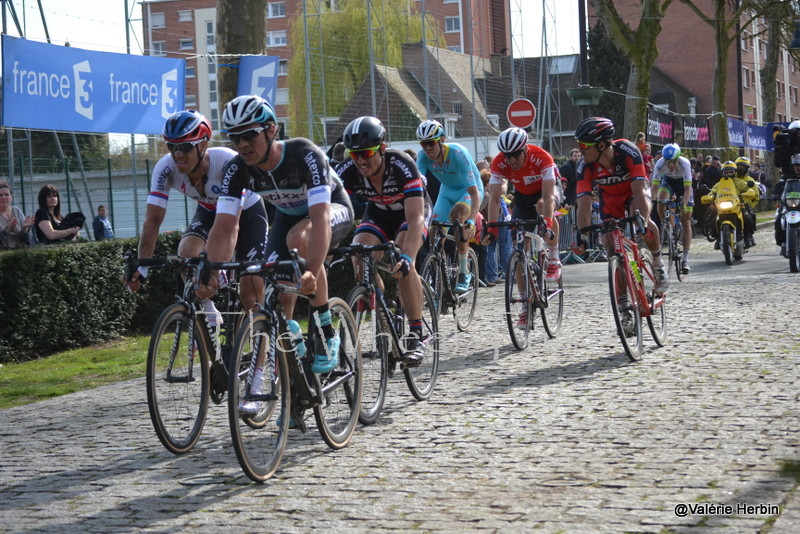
[
  {"left": 287, "top": 0, "right": 444, "bottom": 140},
  {"left": 590, "top": 0, "right": 674, "bottom": 139},
  {"left": 587, "top": 20, "right": 630, "bottom": 128}
]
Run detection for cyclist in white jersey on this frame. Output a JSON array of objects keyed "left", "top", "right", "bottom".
[{"left": 651, "top": 143, "right": 693, "bottom": 274}]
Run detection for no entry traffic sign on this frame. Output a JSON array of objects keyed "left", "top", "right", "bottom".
[{"left": 506, "top": 98, "right": 536, "bottom": 129}]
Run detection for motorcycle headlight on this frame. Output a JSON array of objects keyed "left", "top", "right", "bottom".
[
  {"left": 787, "top": 198, "right": 800, "bottom": 209},
  {"left": 719, "top": 201, "right": 734, "bottom": 210}
]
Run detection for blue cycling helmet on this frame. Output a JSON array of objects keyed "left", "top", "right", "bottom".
[
  {"left": 662, "top": 143, "right": 681, "bottom": 161},
  {"left": 162, "top": 110, "right": 212, "bottom": 143}
]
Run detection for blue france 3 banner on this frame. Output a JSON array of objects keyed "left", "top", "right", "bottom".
[
  {"left": 237, "top": 55, "right": 280, "bottom": 105},
  {"left": 2, "top": 35, "right": 185, "bottom": 135}
]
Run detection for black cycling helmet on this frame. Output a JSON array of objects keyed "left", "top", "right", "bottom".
[
  {"left": 574, "top": 117, "right": 616, "bottom": 144},
  {"left": 343, "top": 116, "right": 386, "bottom": 150}
]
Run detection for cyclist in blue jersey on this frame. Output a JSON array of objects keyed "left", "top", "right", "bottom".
[
  {"left": 197, "top": 95, "right": 354, "bottom": 414},
  {"left": 416, "top": 119, "right": 483, "bottom": 293}
]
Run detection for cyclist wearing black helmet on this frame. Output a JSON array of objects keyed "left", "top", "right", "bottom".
[
  {"left": 124, "top": 109, "right": 269, "bottom": 324},
  {"left": 574, "top": 116, "right": 668, "bottom": 293},
  {"left": 336, "top": 116, "right": 432, "bottom": 365},
  {"left": 199, "top": 95, "right": 354, "bottom": 414}
]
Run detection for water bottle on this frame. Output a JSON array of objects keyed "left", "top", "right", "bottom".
[
  {"left": 287, "top": 320, "right": 306, "bottom": 358},
  {"left": 629, "top": 258, "right": 642, "bottom": 283}
]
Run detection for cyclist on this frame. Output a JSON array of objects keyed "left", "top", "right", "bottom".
[
  {"left": 123, "top": 110, "right": 269, "bottom": 321},
  {"left": 734, "top": 156, "right": 761, "bottom": 247},
  {"left": 335, "top": 116, "right": 432, "bottom": 365},
  {"left": 415, "top": 119, "right": 483, "bottom": 294},
  {"left": 573, "top": 117, "right": 669, "bottom": 294},
  {"left": 650, "top": 142, "right": 694, "bottom": 274},
  {"left": 485, "top": 127, "right": 561, "bottom": 327},
  {"left": 707, "top": 160, "right": 758, "bottom": 250},
  {"left": 198, "top": 95, "right": 354, "bottom": 413}
]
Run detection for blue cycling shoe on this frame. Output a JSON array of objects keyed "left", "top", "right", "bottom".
[
  {"left": 311, "top": 335, "right": 340, "bottom": 373},
  {"left": 454, "top": 273, "right": 472, "bottom": 294}
]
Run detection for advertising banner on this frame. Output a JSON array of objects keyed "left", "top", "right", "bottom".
[
  {"left": 646, "top": 107, "right": 674, "bottom": 146},
  {"left": 2, "top": 35, "right": 184, "bottom": 134},
  {"left": 726, "top": 117, "right": 745, "bottom": 147},
  {"left": 744, "top": 123, "right": 769, "bottom": 151},
  {"left": 681, "top": 115, "right": 711, "bottom": 149},
  {"left": 237, "top": 55, "right": 281, "bottom": 105}
]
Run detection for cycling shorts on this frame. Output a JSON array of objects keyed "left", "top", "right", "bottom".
[
  {"left": 656, "top": 177, "right": 694, "bottom": 208},
  {"left": 431, "top": 186, "right": 473, "bottom": 222},
  {"left": 183, "top": 202, "right": 269, "bottom": 261},
  {"left": 355, "top": 203, "right": 430, "bottom": 244}
]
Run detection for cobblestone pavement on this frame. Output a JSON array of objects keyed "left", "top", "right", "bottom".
[{"left": 2, "top": 243, "right": 799, "bottom": 534}]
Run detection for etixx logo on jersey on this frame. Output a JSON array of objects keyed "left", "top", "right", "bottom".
[{"left": 2, "top": 35, "right": 185, "bottom": 135}]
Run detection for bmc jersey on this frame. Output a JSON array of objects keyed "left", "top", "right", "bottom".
[
  {"left": 147, "top": 147, "right": 261, "bottom": 211},
  {"left": 217, "top": 137, "right": 345, "bottom": 217},
  {"left": 651, "top": 156, "right": 692, "bottom": 188},
  {"left": 576, "top": 139, "right": 647, "bottom": 197},
  {"left": 336, "top": 149, "right": 427, "bottom": 212},
  {"left": 416, "top": 142, "right": 484, "bottom": 198},
  {"left": 488, "top": 144, "right": 557, "bottom": 196}
]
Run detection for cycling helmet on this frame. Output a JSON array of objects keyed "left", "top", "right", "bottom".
[
  {"left": 721, "top": 161, "right": 737, "bottom": 175},
  {"left": 342, "top": 116, "right": 386, "bottom": 150},
  {"left": 789, "top": 120, "right": 800, "bottom": 130},
  {"left": 162, "top": 110, "right": 212, "bottom": 143},
  {"left": 416, "top": 119, "right": 445, "bottom": 141},
  {"left": 574, "top": 117, "right": 615, "bottom": 143},
  {"left": 791, "top": 153, "right": 800, "bottom": 165},
  {"left": 662, "top": 143, "right": 681, "bottom": 161},
  {"left": 497, "top": 127, "right": 529, "bottom": 153},
  {"left": 735, "top": 156, "right": 751, "bottom": 168},
  {"left": 221, "top": 95, "right": 276, "bottom": 132}
]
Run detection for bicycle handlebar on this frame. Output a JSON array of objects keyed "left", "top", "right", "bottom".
[
  {"left": 578, "top": 210, "right": 646, "bottom": 235},
  {"left": 122, "top": 252, "right": 198, "bottom": 282}
]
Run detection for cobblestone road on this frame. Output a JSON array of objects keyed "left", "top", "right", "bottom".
[{"left": 2, "top": 243, "right": 799, "bottom": 533}]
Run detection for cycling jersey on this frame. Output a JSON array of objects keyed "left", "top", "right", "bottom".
[
  {"left": 488, "top": 144, "right": 557, "bottom": 196},
  {"left": 651, "top": 155, "right": 694, "bottom": 206},
  {"left": 416, "top": 142, "right": 483, "bottom": 221},
  {"left": 576, "top": 139, "right": 647, "bottom": 219},
  {"left": 217, "top": 137, "right": 348, "bottom": 217},
  {"left": 147, "top": 147, "right": 262, "bottom": 212}
]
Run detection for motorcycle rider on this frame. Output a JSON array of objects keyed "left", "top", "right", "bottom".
[
  {"left": 734, "top": 156, "right": 761, "bottom": 247},
  {"left": 774, "top": 153, "right": 800, "bottom": 257},
  {"left": 706, "top": 161, "right": 758, "bottom": 249}
]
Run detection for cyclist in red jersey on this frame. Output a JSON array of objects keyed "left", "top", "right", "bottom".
[
  {"left": 486, "top": 128, "right": 562, "bottom": 282},
  {"left": 573, "top": 117, "right": 668, "bottom": 293}
]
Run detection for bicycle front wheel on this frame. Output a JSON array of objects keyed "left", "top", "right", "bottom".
[
  {"left": 314, "top": 297, "right": 362, "bottom": 450},
  {"left": 404, "top": 280, "right": 440, "bottom": 400},
  {"left": 228, "top": 312, "right": 289, "bottom": 483},
  {"left": 541, "top": 266, "right": 564, "bottom": 339},
  {"left": 346, "top": 285, "right": 387, "bottom": 425},
  {"left": 608, "top": 255, "right": 643, "bottom": 361},
  {"left": 660, "top": 220, "right": 675, "bottom": 280},
  {"left": 641, "top": 250, "right": 668, "bottom": 347},
  {"left": 454, "top": 247, "right": 479, "bottom": 331},
  {"left": 146, "top": 303, "right": 209, "bottom": 455},
  {"left": 505, "top": 250, "right": 532, "bottom": 350}
]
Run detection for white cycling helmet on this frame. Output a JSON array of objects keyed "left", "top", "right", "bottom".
[
  {"left": 221, "top": 94, "right": 276, "bottom": 132},
  {"left": 497, "top": 127, "right": 529, "bottom": 153},
  {"left": 416, "top": 119, "right": 445, "bottom": 141},
  {"left": 791, "top": 153, "right": 800, "bottom": 165}
]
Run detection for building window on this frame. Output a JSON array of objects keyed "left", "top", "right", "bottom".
[
  {"left": 443, "top": 0, "right": 457, "bottom": 3},
  {"left": 268, "top": 31, "right": 288, "bottom": 47},
  {"left": 152, "top": 41, "right": 166, "bottom": 56},
  {"left": 268, "top": 2, "right": 286, "bottom": 18},
  {"left": 178, "top": 10, "right": 192, "bottom": 22},
  {"left": 179, "top": 39, "right": 194, "bottom": 50},
  {"left": 279, "top": 59, "right": 289, "bottom": 76},
  {"left": 452, "top": 102, "right": 463, "bottom": 115},
  {"left": 447, "top": 45, "right": 462, "bottom": 53},
  {"left": 742, "top": 67, "right": 749, "bottom": 88},
  {"left": 751, "top": 70, "right": 756, "bottom": 86},
  {"left": 186, "top": 67, "right": 196, "bottom": 78},
  {"left": 276, "top": 88, "right": 289, "bottom": 106},
  {"left": 207, "top": 56, "right": 217, "bottom": 76},
  {"left": 185, "top": 94, "right": 197, "bottom": 107},
  {"left": 151, "top": 12, "right": 165, "bottom": 29},
  {"left": 445, "top": 16, "right": 460, "bottom": 33},
  {"left": 792, "top": 86, "right": 798, "bottom": 105}
]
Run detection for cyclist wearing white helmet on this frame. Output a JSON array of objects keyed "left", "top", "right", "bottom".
[
  {"left": 198, "top": 95, "right": 354, "bottom": 413},
  {"left": 415, "top": 119, "right": 484, "bottom": 294},
  {"left": 651, "top": 142, "right": 694, "bottom": 274},
  {"left": 123, "top": 109, "right": 269, "bottom": 325}
]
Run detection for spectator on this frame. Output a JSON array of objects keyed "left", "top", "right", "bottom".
[
  {"left": 635, "top": 132, "right": 646, "bottom": 153},
  {"left": 642, "top": 143, "right": 654, "bottom": 177},
  {"left": 702, "top": 156, "right": 722, "bottom": 189},
  {"left": 0, "top": 181, "right": 35, "bottom": 249},
  {"left": 749, "top": 161, "right": 770, "bottom": 189},
  {"left": 558, "top": 148, "right": 580, "bottom": 209},
  {"left": 403, "top": 148, "right": 418, "bottom": 160},
  {"left": 329, "top": 142, "right": 346, "bottom": 167},
  {"left": 92, "top": 205, "right": 115, "bottom": 241},
  {"left": 34, "top": 184, "right": 81, "bottom": 245}
]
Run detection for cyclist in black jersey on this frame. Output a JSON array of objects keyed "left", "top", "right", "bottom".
[
  {"left": 336, "top": 116, "right": 432, "bottom": 365},
  {"left": 197, "top": 95, "right": 354, "bottom": 413}
]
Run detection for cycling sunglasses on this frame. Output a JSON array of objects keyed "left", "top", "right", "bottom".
[
  {"left": 578, "top": 141, "right": 597, "bottom": 151},
  {"left": 167, "top": 140, "right": 202, "bottom": 154},
  {"left": 419, "top": 136, "right": 442, "bottom": 148},
  {"left": 503, "top": 148, "right": 525, "bottom": 160},
  {"left": 227, "top": 126, "right": 266, "bottom": 144},
  {"left": 349, "top": 146, "right": 381, "bottom": 160}
]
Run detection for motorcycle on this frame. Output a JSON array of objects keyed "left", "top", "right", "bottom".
[
  {"left": 701, "top": 177, "right": 756, "bottom": 265},
  {"left": 778, "top": 179, "right": 800, "bottom": 272}
]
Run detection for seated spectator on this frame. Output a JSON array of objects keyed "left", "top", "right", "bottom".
[
  {"left": 0, "top": 181, "right": 35, "bottom": 249},
  {"left": 34, "top": 184, "right": 81, "bottom": 245},
  {"left": 92, "top": 205, "right": 115, "bottom": 241}
]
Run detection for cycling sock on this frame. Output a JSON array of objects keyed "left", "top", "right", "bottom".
[
  {"left": 458, "top": 253, "right": 468, "bottom": 274},
  {"left": 683, "top": 250, "right": 690, "bottom": 261},
  {"left": 407, "top": 319, "right": 423, "bottom": 333},
  {"left": 409, "top": 325, "right": 424, "bottom": 345},
  {"left": 313, "top": 305, "right": 336, "bottom": 339}
]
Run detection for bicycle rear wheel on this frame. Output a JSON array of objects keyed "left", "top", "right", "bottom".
[
  {"left": 228, "top": 312, "right": 289, "bottom": 483},
  {"left": 505, "top": 250, "right": 532, "bottom": 350},
  {"left": 660, "top": 220, "right": 675, "bottom": 280},
  {"left": 672, "top": 221, "right": 684, "bottom": 281},
  {"left": 346, "top": 285, "right": 387, "bottom": 425},
  {"left": 314, "top": 297, "right": 362, "bottom": 449},
  {"left": 404, "top": 280, "right": 440, "bottom": 400},
  {"left": 454, "top": 247, "right": 479, "bottom": 331},
  {"left": 146, "top": 303, "right": 209, "bottom": 455},
  {"left": 608, "top": 255, "right": 643, "bottom": 361},
  {"left": 640, "top": 251, "right": 668, "bottom": 347},
  {"left": 420, "top": 253, "right": 444, "bottom": 315}
]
